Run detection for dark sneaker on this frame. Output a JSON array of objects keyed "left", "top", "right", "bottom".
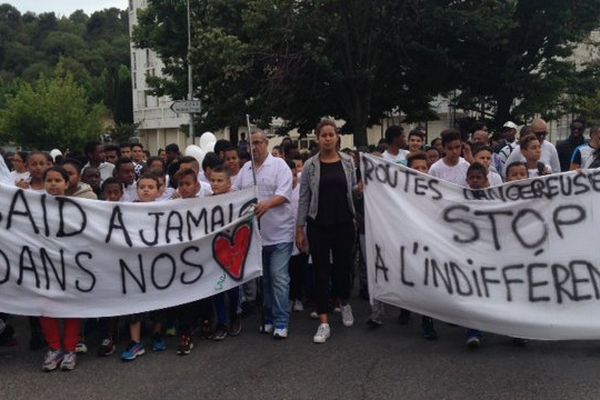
[
  {"left": 200, "top": 320, "right": 213, "bottom": 339},
  {"left": 177, "top": 335, "right": 193, "bottom": 356},
  {"left": 121, "top": 341, "right": 145, "bottom": 361},
  {"left": 367, "top": 318, "right": 383, "bottom": 328},
  {"left": 466, "top": 333, "right": 481, "bottom": 349},
  {"left": 42, "top": 349, "right": 64, "bottom": 372},
  {"left": 152, "top": 335, "right": 167, "bottom": 352},
  {"left": 60, "top": 352, "right": 77, "bottom": 371},
  {"left": 97, "top": 337, "right": 116, "bottom": 357},
  {"left": 211, "top": 325, "right": 228, "bottom": 341},
  {"left": 229, "top": 314, "right": 242, "bottom": 337}
]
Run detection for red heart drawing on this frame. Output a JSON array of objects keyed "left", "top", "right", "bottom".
[{"left": 213, "top": 222, "right": 253, "bottom": 281}]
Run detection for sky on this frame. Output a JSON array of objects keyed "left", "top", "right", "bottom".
[{"left": 8, "top": 1, "right": 126, "bottom": 16}]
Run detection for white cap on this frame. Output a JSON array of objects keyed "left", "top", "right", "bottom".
[{"left": 503, "top": 121, "right": 518, "bottom": 130}]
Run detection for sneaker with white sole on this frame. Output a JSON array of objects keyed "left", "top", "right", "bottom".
[
  {"left": 42, "top": 349, "right": 64, "bottom": 372},
  {"left": 313, "top": 323, "right": 330, "bottom": 344},
  {"left": 341, "top": 304, "right": 354, "bottom": 327},
  {"left": 75, "top": 340, "right": 87, "bottom": 354},
  {"left": 60, "top": 352, "right": 77, "bottom": 371},
  {"left": 292, "top": 300, "right": 304, "bottom": 312},
  {"left": 309, "top": 311, "right": 319, "bottom": 319},
  {"left": 273, "top": 326, "right": 288, "bottom": 339},
  {"left": 260, "top": 322, "right": 274, "bottom": 334}
]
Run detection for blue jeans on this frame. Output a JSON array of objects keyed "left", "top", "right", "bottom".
[{"left": 262, "top": 242, "right": 292, "bottom": 327}]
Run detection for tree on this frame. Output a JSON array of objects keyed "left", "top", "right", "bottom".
[
  {"left": 0, "top": 73, "right": 106, "bottom": 150},
  {"left": 133, "top": 0, "right": 456, "bottom": 146},
  {"left": 444, "top": 0, "right": 600, "bottom": 127}
]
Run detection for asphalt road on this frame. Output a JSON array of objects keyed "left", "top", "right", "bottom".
[{"left": 1, "top": 298, "right": 600, "bottom": 400}]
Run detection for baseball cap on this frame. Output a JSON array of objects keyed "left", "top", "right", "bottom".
[{"left": 502, "top": 121, "right": 518, "bottom": 130}]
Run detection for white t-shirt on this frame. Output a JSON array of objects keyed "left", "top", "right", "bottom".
[
  {"left": 503, "top": 141, "right": 560, "bottom": 176},
  {"left": 528, "top": 164, "right": 551, "bottom": 178},
  {"left": 488, "top": 171, "right": 503, "bottom": 186},
  {"left": 428, "top": 157, "right": 470, "bottom": 187},
  {"left": 84, "top": 162, "right": 115, "bottom": 184},
  {"left": 382, "top": 149, "right": 409, "bottom": 164},
  {"left": 10, "top": 170, "right": 30, "bottom": 185},
  {"left": 121, "top": 183, "right": 138, "bottom": 202},
  {"left": 234, "top": 153, "right": 294, "bottom": 246},
  {"left": 196, "top": 180, "right": 213, "bottom": 197}
]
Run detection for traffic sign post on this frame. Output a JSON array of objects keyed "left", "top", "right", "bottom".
[{"left": 170, "top": 100, "right": 202, "bottom": 114}]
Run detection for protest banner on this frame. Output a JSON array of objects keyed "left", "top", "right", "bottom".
[
  {"left": 362, "top": 153, "right": 600, "bottom": 340},
  {"left": 0, "top": 187, "right": 262, "bottom": 318}
]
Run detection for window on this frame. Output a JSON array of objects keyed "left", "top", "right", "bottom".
[
  {"left": 129, "top": 0, "right": 133, "bottom": 11},
  {"left": 145, "top": 49, "right": 150, "bottom": 68},
  {"left": 132, "top": 72, "right": 137, "bottom": 89},
  {"left": 132, "top": 52, "right": 136, "bottom": 70}
]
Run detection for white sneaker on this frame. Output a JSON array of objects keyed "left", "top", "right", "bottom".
[
  {"left": 75, "top": 340, "right": 88, "bottom": 354},
  {"left": 313, "top": 323, "right": 330, "bottom": 344},
  {"left": 309, "top": 311, "right": 319, "bottom": 319},
  {"left": 261, "top": 323, "right": 274, "bottom": 334},
  {"left": 293, "top": 300, "right": 304, "bottom": 312},
  {"left": 341, "top": 304, "right": 354, "bottom": 327},
  {"left": 273, "top": 327, "right": 288, "bottom": 339}
]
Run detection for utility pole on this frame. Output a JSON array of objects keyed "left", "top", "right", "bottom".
[{"left": 187, "top": 0, "right": 194, "bottom": 142}]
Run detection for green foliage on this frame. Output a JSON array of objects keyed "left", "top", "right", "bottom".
[
  {"left": 0, "top": 73, "right": 106, "bottom": 150},
  {"left": 0, "top": 4, "right": 132, "bottom": 135},
  {"left": 133, "top": 0, "right": 600, "bottom": 143}
]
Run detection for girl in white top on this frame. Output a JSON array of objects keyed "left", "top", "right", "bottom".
[
  {"left": 20, "top": 151, "right": 50, "bottom": 192},
  {"left": 10, "top": 151, "right": 30, "bottom": 186}
]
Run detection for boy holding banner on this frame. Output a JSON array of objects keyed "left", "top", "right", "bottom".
[{"left": 428, "top": 129, "right": 470, "bottom": 187}]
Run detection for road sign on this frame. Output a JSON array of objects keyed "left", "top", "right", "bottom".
[{"left": 170, "top": 100, "right": 202, "bottom": 114}]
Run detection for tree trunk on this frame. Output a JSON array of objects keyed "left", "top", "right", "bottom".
[
  {"left": 495, "top": 95, "right": 513, "bottom": 126},
  {"left": 352, "top": 117, "right": 369, "bottom": 147},
  {"left": 230, "top": 124, "right": 239, "bottom": 146}
]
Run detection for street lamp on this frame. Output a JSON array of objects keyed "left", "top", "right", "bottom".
[{"left": 187, "top": 0, "right": 194, "bottom": 142}]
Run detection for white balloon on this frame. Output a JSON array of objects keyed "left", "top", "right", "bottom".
[
  {"left": 199, "top": 131, "right": 217, "bottom": 151},
  {"left": 184, "top": 145, "right": 206, "bottom": 165},
  {"left": 49, "top": 149, "right": 62, "bottom": 161}
]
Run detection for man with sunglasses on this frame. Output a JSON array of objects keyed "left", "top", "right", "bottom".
[
  {"left": 502, "top": 118, "right": 560, "bottom": 177},
  {"left": 556, "top": 119, "right": 587, "bottom": 172}
]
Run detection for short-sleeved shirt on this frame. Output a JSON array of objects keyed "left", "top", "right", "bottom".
[
  {"left": 571, "top": 144, "right": 597, "bottom": 169},
  {"left": 503, "top": 141, "right": 560, "bottom": 176},
  {"left": 382, "top": 149, "right": 409, "bottom": 165},
  {"left": 428, "top": 157, "right": 470, "bottom": 187},
  {"left": 234, "top": 153, "right": 294, "bottom": 246},
  {"left": 488, "top": 171, "right": 503, "bottom": 186},
  {"left": 84, "top": 162, "right": 115, "bottom": 184}
]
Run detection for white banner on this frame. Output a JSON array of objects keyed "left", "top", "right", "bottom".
[
  {"left": 0, "top": 187, "right": 262, "bottom": 318},
  {"left": 363, "top": 153, "right": 600, "bottom": 340}
]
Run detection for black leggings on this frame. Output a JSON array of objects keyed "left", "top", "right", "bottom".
[{"left": 307, "top": 221, "right": 355, "bottom": 315}]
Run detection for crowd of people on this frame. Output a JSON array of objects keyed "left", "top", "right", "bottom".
[{"left": 0, "top": 116, "right": 594, "bottom": 372}]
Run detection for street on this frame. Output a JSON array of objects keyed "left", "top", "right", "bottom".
[{"left": 1, "top": 298, "right": 599, "bottom": 400}]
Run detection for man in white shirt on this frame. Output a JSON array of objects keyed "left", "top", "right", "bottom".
[
  {"left": 502, "top": 118, "right": 560, "bottom": 177},
  {"left": 234, "top": 130, "right": 294, "bottom": 339},
  {"left": 84, "top": 141, "right": 115, "bottom": 184},
  {"left": 429, "top": 128, "right": 470, "bottom": 187},
  {"left": 381, "top": 126, "right": 409, "bottom": 164}
]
